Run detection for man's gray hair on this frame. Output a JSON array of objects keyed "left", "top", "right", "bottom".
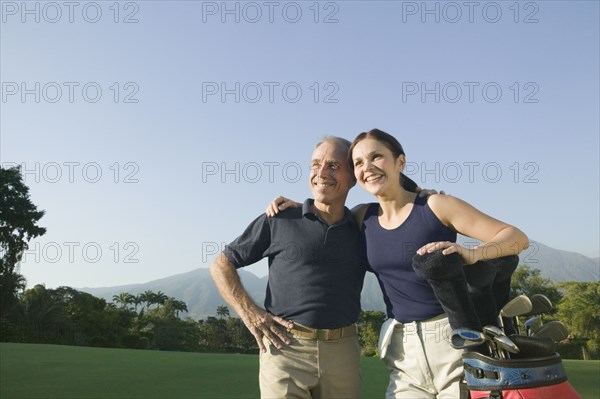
[
  {"left": 315, "top": 136, "right": 352, "bottom": 154},
  {"left": 314, "top": 135, "right": 357, "bottom": 183}
]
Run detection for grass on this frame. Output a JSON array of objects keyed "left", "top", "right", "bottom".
[{"left": 1, "top": 343, "right": 598, "bottom": 398}]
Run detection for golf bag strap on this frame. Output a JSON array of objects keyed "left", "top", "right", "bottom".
[
  {"left": 464, "top": 363, "right": 500, "bottom": 380},
  {"left": 459, "top": 379, "right": 471, "bottom": 399}
]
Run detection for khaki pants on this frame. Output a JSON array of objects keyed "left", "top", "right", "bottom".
[
  {"left": 259, "top": 335, "right": 361, "bottom": 399},
  {"left": 382, "top": 314, "right": 464, "bottom": 398}
]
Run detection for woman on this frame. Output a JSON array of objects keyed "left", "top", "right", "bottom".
[
  {"left": 350, "top": 129, "right": 528, "bottom": 398},
  {"left": 269, "top": 129, "right": 529, "bottom": 398}
]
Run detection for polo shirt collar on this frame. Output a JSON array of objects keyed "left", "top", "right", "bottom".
[{"left": 302, "top": 199, "right": 356, "bottom": 228}]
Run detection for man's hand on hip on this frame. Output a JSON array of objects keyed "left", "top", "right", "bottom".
[{"left": 242, "top": 306, "right": 293, "bottom": 352}]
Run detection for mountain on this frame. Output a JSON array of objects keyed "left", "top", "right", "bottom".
[
  {"left": 518, "top": 240, "right": 599, "bottom": 282},
  {"left": 82, "top": 269, "right": 267, "bottom": 320},
  {"left": 455, "top": 238, "right": 599, "bottom": 283},
  {"left": 81, "top": 241, "right": 599, "bottom": 320}
]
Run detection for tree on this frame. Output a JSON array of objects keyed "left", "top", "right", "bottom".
[
  {"left": 132, "top": 295, "right": 142, "bottom": 313},
  {"left": 15, "top": 285, "right": 137, "bottom": 347},
  {"left": 112, "top": 292, "right": 134, "bottom": 310},
  {"left": 152, "top": 297, "right": 184, "bottom": 319},
  {"left": 198, "top": 316, "right": 228, "bottom": 351},
  {"left": 139, "top": 290, "right": 155, "bottom": 311},
  {"left": 172, "top": 299, "right": 188, "bottom": 318},
  {"left": 225, "top": 316, "right": 257, "bottom": 353},
  {"left": 149, "top": 317, "right": 200, "bottom": 352},
  {"left": 357, "top": 310, "right": 386, "bottom": 357},
  {"left": 55, "top": 287, "right": 117, "bottom": 347},
  {"left": 510, "top": 265, "right": 563, "bottom": 309},
  {"left": 0, "top": 167, "right": 46, "bottom": 320},
  {"left": 0, "top": 272, "right": 26, "bottom": 320},
  {"left": 19, "top": 284, "right": 68, "bottom": 343},
  {"left": 154, "top": 291, "right": 168, "bottom": 309},
  {"left": 557, "top": 282, "right": 600, "bottom": 357},
  {"left": 216, "top": 305, "right": 230, "bottom": 319}
]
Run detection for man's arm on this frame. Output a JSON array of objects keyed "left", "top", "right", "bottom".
[{"left": 210, "top": 252, "right": 293, "bottom": 352}]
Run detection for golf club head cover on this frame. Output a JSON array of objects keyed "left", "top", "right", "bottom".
[
  {"left": 490, "top": 255, "right": 519, "bottom": 335},
  {"left": 412, "top": 251, "right": 482, "bottom": 331},
  {"left": 463, "top": 260, "right": 498, "bottom": 328},
  {"left": 508, "top": 335, "right": 555, "bottom": 359},
  {"left": 463, "top": 255, "right": 519, "bottom": 328},
  {"left": 488, "top": 255, "right": 519, "bottom": 311}
]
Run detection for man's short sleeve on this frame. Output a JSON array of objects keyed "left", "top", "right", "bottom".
[{"left": 223, "top": 214, "right": 271, "bottom": 268}]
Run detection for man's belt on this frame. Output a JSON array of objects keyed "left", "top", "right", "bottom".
[{"left": 287, "top": 323, "right": 357, "bottom": 341}]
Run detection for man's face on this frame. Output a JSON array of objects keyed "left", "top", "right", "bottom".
[{"left": 309, "top": 142, "right": 355, "bottom": 207}]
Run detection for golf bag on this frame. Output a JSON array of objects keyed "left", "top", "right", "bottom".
[{"left": 462, "top": 350, "right": 581, "bottom": 399}]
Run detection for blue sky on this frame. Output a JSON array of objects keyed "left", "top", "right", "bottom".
[{"left": 1, "top": 1, "right": 598, "bottom": 289}]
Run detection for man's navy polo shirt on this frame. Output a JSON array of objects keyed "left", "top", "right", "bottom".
[{"left": 224, "top": 199, "right": 366, "bottom": 329}]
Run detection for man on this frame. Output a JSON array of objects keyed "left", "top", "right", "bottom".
[{"left": 210, "top": 136, "right": 366, "bottom": 398}]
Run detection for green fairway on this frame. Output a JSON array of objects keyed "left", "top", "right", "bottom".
[
  {"left": 1, "top": 343, "right": 261, "bottom": 399},
  {"left": 561, "top": 359, "right": 600, "bottom": 399},
  {"left": 1, "top": 343, "right": 598, "bottom": 398}
]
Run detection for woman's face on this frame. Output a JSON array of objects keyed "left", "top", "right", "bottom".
[{"left": 351, "top": 137, "right": 405, "bottom": 196}]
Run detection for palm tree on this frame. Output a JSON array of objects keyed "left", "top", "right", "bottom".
[
  {"left": 139, "top": 290, "right": 155, "bottom": 312},
  {"left": 112, "top": 292, "right": 133, "bottom": 309},
  {"left": 132, "top": 295, "right": 142, "bottom": 313},
  {"left": 172, "top": 300, "right": 188, "bottom": 318},
  {"left": 155, "top": 291, "right": 168, "bottom": 309},
  {"left": 216, "top": 305, "right": 230, "bottom": 319}
]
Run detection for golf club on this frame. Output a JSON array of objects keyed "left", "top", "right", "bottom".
[
  {"left": 483, "top": 325, "right": 519, "bottom": 359},
  {"left": 523, "top": 294, "right": 553, "bottom": 317},
  {"left": 499, "top": 295, "right": 533, "bottom": 333},
  {"left": 482, "top": 327, "right": 499, "bottom": 358},
  {"left": 524, "top": 316, "right": 542, "bottom": 336},
  {"left": 494, "top": 334, "right": 520, "bottom": 358},
  {"left": 534, "top": 321, "right": 569, "bottom": 342},
  {"left": 451, "top": 328, "right": 485, "bottom": 349},
  {"left": 515, "top": 294, "right": 552, "bottom": 333}
]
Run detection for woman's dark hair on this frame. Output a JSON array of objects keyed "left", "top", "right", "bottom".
[{"left": 349, "top": 129, "right": 405, "bottom": 161}]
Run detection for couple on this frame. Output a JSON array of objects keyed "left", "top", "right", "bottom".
[{"left": 210, "top": 129, "right": 529, "bottom": 398}]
